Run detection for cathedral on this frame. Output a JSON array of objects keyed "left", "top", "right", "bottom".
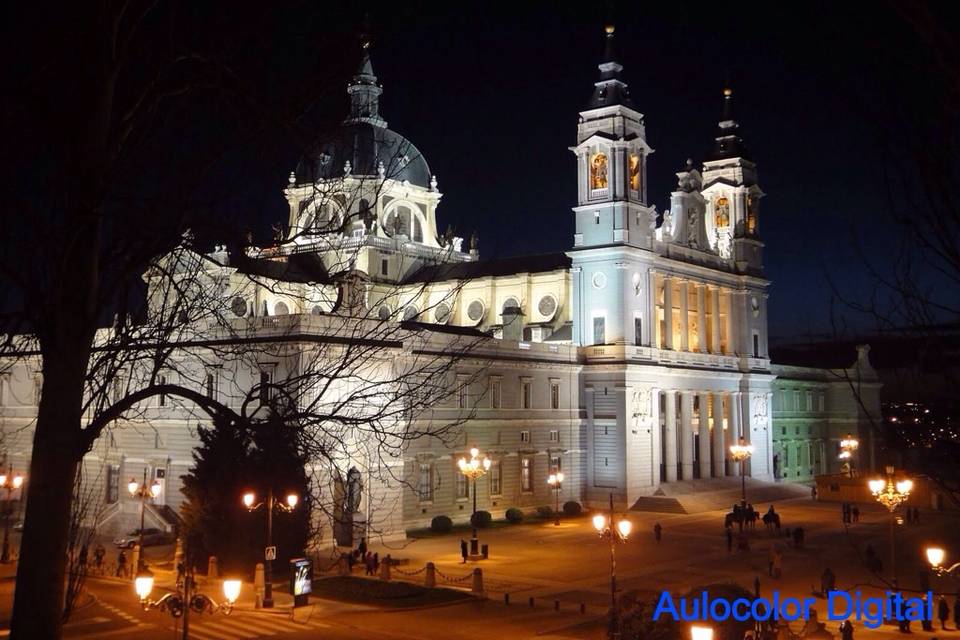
[{"left": 0, "top": 28, "right": 880, "bottom": 544}]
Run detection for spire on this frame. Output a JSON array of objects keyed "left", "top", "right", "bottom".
[
  {"left": 709, "top": 86, "right": 751, "bottom": 161},
  {"left": 587, "top": 25, "right": 633, "bottom": 109},
  {"left": 346, "top": 36, "right": 386, "bottom": 127}
]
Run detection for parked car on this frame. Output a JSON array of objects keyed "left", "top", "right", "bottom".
[{"left": 113, "top": 528, "right": 171, "bottom": 549}]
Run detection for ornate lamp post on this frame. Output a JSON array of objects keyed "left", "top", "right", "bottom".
[
  {"left": 868, "top": 466, "right": 912, "bottom": 582},
  {"left": 135, "top": 567, "right": 240, "bottom": 640},
  {"left": 728, "top": 439, "right": 754, "bottom": 508},
  {"left": 127, "top": 469, "right": 162, "bottom": 569},
  {"left": 0, "top": 469, "right": 24, "bottom": 564},
  {"left": 242, "top": 489, "right": 298, "bottom": 608},
  {"left": 457, "top": 447, "right": 491, "bottom": 555},
  {"left": 547, "top": 472, "right": 564, "bottom": 526},
  {"left": 593, "top": 494, "right": 632, "bottom": 640},
  {"left": 925, "top": 547, "right": 960, "bottom": 577},
  {"left": 838, "top": 434, "right": 859, "bottom": 477}
]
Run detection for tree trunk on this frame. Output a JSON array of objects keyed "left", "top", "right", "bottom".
[{"left": 10, "top": 366, "right": 85, "bottom": 639}]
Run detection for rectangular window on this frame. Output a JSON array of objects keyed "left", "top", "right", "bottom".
[
  {"left": 805, "top": 390, "right": 813, "bottom": 412},
  {"left": 752, "top": 333, "right": 760, "bottom": 358},
  {"left": 793, "top": 390, "right": 801, "bottom": 411},
  {"left": 205, "top": 371, "right": 218, "bottom": 401},
  {"left": 550, "top": 381, "right": 560, "bottom": 410},
  {"left": 521, "top": 380, "right": 532, "bottom": 409},
  {"left": 521, "top": 457, "right": 532, "bottom": 492},
  {"left": 159, "top": 375, "right": 167, "bottom": 406},
  {"left": 550, "top": 455, "right": 561, "bottom": 474},
  {"left": 490, "top": 377, "right": 501, "bottom": 409},
  {"left": 593, "top": 316, "right": 606, "bottom": 345},
  {"left": 457, "top": 374, "right": 469, "bottom": 409},
  {"left": 112, "top": 372, "right": 125, "bottom": 404},
  {"left": 818, "top": 393, "right": 825, "bottom": 413},
  {"left": 549, "top": 429, "right": 559, "bottom": 443},
  {"left": 418, "top": 463, "right": 434, "bottom": 502},
  {"left": 634, "top": 316, "right": 643, "bottom": 346},
  {"left": 456, "top": 465, "right": 469, "bottom": 499},
  {"left": 258, "top": 370, "right": 272, "bottom": 406},
  {"left": 489, "top": 460, "right": 502, "bottom": 496},
  {"left": 106, "top": 464, "right": 120, "bottom": 504},
  {"left": 520, "top": 430, "right": 530, "bottom": 443},
  {"left": 381, "top": 258, "right": 389, "bottom": 276}
]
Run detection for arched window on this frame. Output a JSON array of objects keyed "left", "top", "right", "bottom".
[
  {"left": 412, "top": 216, "right": 423, "bottom": 243},
  {"left": 629, "top": 154, "right": 640, "bottom": 191},
  {"left": 384, "top": 206, "right": 410, "bottom": 237},
  {"left": 747, "top": 195, "right": 759, "bottom": 234},
  {"left": 274, "top": 301, "right": 289, "bottom": 315},
  {"left": 715, "top": 197, "right": 730, "bottom": 227},
  {"left": 590, "top": 153, "right": 608, "bottom": 189},
  {"left": 304, "top": 199, "right": 343, "bottom": 234}
]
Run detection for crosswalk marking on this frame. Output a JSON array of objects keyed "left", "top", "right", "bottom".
[
  {"left": 185, "top": 624, "right": 239, "bottom": 640},
  {"left": 186, "top": 613, "right": 331, "bottom": 639}
]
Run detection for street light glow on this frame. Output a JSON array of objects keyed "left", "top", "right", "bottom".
[
  {"left": 868, "top": 478, "right": 886, "bottom": 494},
  {"left": 134, "top": 573, "right": 154, "bottom": 600},
  {"left": 128, "top": 479, "right": 139, "bottom": 496},
  {"left": 222, "top": 579, "right": 242, "bottom": 604},
  {"left": 617, "top": 518, "right": 632, "bottom": 539},
  {"left": 592, "top": 513, "right": 607, "bottom": 532},
  {"left": 242, "top": 492, "right": 255, "bottom": 508},
  {"left": 12, "top": 476, "right": 23, "bottom": 489},
  {"left": 896, "top": 479, "right": 913, "bottom": 494},
  {"left": 926, "top": 546, "right": 945, "bottom": 568},
  {"left": 691, "top": 625, "right": 714, "bottom": 640},
  {"left": 286, "top": 493, "right": 298, "bottom": 509},
  {"left": 149, "top": 481, "right": 162, "bottom": 498}
]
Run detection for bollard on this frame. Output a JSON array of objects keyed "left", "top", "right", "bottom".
[
  {"left": 425, "top": 562, "right": 436, "bottom": 588},
  {"left": 130, "top": 545, "right": 141, "bottom": 580},
  {"left": 471, "top": 568, "right": 483, "bottom": 596},
  {"left": 555, "top": 600, "right": 560, "bottom": 612},
  {"left": 504, "top": 593, "right": 510, "bottom": 606},
  {"left": 379, "top": 557, "right": 391, "bottom": 581},
  {"left": 207, "top": 555, "right": 219, "bottom": 578},
  {"left": 580, "top": 603, "right": 586, "bottom": 615},
  {"left": 481, "top": 543, "right": 489, "bottom": 559},
  {"left": 529, "top": 596, "right": 535, "bottom": 608},
  {"left": 174, "top": 538, "right": 184, "bottom": 570},
  {"left": 254, "top": 563, "right": 265, "bottom": 609}
]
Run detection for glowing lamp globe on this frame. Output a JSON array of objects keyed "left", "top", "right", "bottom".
[
  {"left": 222, "top": 579, "right": 242, "bottom": 604},
  {"left": 617, "top": 519, "right": 632, "bottom": 539},
  {"left": 0, "top": 475, "right": 7, "bottom": 487},
  {"left": 926, "top": 547, "right": 945, "bottom": 568},
  {"left": 470, "top": 447, "right": 479, "bottom": 458},
  {"left": 242, "top": 492, "right": 256, "bottom": 508},
  {"left": 592, "top": 514, "right": 607, "bottom": 532},
  {"left": 286, "top": 493, "right": 299, "bottom": 509},
  {"left": 691, "top": 626, "right": 714, "bottom": 640},
  {"left": 896, "top": 479, "right": 913, "bottom": 494},
  {"left": 556, "top": 472, "right": 564, "bottom": 483},
  {"left": 134, "top": 574, "right": 154, "bottom": 600},
  {"left": 868, "top": 479, "right": 885, "bottom": 494},
  {"left": 128, "top": 479, "right": 139, "bottom": 496},
  {"left": 149, "top": 481, "right": 162, "bottom": 498},
  {"left": 12, "top": 475, "right": 23, "bottom": 489}
]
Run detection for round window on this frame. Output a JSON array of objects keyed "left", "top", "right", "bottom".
[
  {"left": 402, "top": 306, "right": 419, "bottom": 321},
  {"left": 537, "top": 295, "right": 557, "bottom": 319},
  {"left": 501, "top": 296, "right": 520, "bottom": 316},
  {"left": 230, "top": 297, "right": 247, "bottom": 317},
  {"left": 434, "top": 302, "right": 451, "bottom": 324},
  {"left": 311, "top": 305, "right": 324, "bottom": 315},
  {"left": 377, "top": 305, "right": 391, "bottom": 321},
  {"left": 467, "top": 300, "right": 485, "bottom": 323},
  {"left": 592, "top": 272, "right": 607, "bottom": 289},
  {"left": 274, "top": 301, "right": 289, "bottom": 316}
]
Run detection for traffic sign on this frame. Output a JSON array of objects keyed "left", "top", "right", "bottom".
[{"left": 265, "top": 546, "right": 277, "bottom": 561}]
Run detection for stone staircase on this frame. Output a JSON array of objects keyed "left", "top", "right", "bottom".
[
  {"left": 630, "top": 479, "right": 811, "bottom": 515},
  {"left": 628, "top": 496, "right": 687, "bottom": 514}
]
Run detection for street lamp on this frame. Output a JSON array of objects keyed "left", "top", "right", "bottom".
[
  {"left": 547, "top": 472, "right": 564, "bottom": 526},
  {"left": 0, "top": 468, "right": 24, "bottom": 564},
  {"left": 839, "top": 434, "right": 859, "bottom": 477},
  {"left": 728, "top": 438, "right": 754, "bottom": 508},
  {"left": 690, "top": 626, "right": 714, "bottom": 640},
  {"left": 925, "top": 547, "right": 960, "bottom": 577},
  {"left": 127, "top": 469, "right": 162, "bottom": 569},
  {"left": 868, "top": 465, "right": 912, "bottom": 582},
  {"left": 135, "top": 567, "right": 240, "bottom": 621},
  {"left": 457, "top": 447, "right": 491, "bottom": 555},
  {"left": 242, "top": 489, "right": 298, "bottom": 608},
  {"left": 593, "top": 494, "right": 632, "bottom": 640}
]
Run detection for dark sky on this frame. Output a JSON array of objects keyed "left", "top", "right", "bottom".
[
  {"left": 12, "top": 1, "right": 951, "bottom": 342},
  {"left": 215, "top": 1, "right": 953, "bottom": 342}
]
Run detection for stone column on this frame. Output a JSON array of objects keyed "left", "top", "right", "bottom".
[
  {"left": 729, "top": 392, "right": 742, "bottom": 476},
  {"left": 725, "top": 291, "right": 736, "bottom": 355},
  {"left": 663, "top": 390, "right": 678, "bottom": 482},
  {"left": 712, "top": 392, "right": 726, "bottom": 477},
  {"left": 711, "top": 287, "right": 722, "bottom": 354},
  {"left": 679, "top": 280, "right": 690, "bottom": 352},
  {"left": 697, "top": 285, "right": 708, "bottom": 353},
  {"left": 663, "top": 276, "right": 673, "bottom": 350},
  {"left": 679, "top": 391, "right": 694, "bottom": 480},
  {"left": 650, "top": 389, "right": 662, "bottom": 487},
  {"left": 697, "top": 391, "right": 711, "bottom": 479}
]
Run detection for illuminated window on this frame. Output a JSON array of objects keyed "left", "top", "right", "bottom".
[
  {"left": 747, "top": 196, "right": 759, "bottom": 234},
  {"left": 590, "top": 153, "right": 608, "bottom": 189},
  {"left": 715, "top": 197, "right": 730, "bottom": 227},
  {"left": 520, "top": 457, "right": 533, "bottom": 492},
  {"left": 456, "top": 464, "right": 469, "bottom": 499},
  {"left": 106, "top": 465, "right": 120, "bottom": 504},
  {"left": 629, "top": 154, "right": 640, "bottom": 191},
  {"left": 489, "top": 460, "right": 502, "bottom": 496}
]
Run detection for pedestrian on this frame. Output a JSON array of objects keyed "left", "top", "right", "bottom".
[
  {"left": 94, "top": 544, "right": 105, "bottom": 573},
  {"left": 373, "top": 551, "right": 380, "bottom": 573},
  {"left": 726, "top": 527, "right": 733, "bottom": 552},
  {"left": 365, "top": 553, "right": 375, "bottom": 576},
  {"left": 953, "top": 592, "right": 960, "bottom": 630},
  {"left": 793, "top": 526, "right": 804, "bottom": 548},
  {"left": 921, "top": 592, "right": 934, "bottom": 631},
  {"left": 905, "top": 507, "right": 913, "bottom": 525},
  {"left": 938, "top": 595, "right": 950, "bottom": 630},
  {"left": 821, "top": 567, "right": 835, "bottom": 595},
  {"left": 116, "top": 550, "right": 127, "bottom": 577},
  {"left": 839, "top": 619, "right": 855, "bottom": 640},
  {"left": 851, "top": 505, "right": 859, "bottom": 523},
  {"left": 654, "top": 522, "right": 662, "bottom": 543},
  {"left": 358, "top": 537, "right": 367, "bottom": 558},
  {"left": 460, "top": 538, "right": 468, "bottom": 564},
  {"left": 841, "top": 502, "right": 848, "bottom": 524},
  {"left": 78, "top": 544, "right": 88, "bottom": 570},
  {"left": 811, "top": 485, "right": 817, "bottom": 500},
  {"left": 913, "top": 507, "right": 920, "bottom": 525}
]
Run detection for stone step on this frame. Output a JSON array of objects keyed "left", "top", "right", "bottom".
[{"left": 629, "top": 496, "right": 687, "bottom": 514}]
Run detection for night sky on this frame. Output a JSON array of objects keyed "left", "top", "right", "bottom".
[{"left": 23, "top": 1, "right": 949, "bottom": 342}]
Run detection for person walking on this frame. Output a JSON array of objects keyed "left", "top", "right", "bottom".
[
  {"left": 913, "top": 507, "right": 920, "bottom": 525},
  {"left": 839, "top": 619, "right": 855, "bottom": 640},
  {"left": 116, "top": 550, "right": 127, "bottom": 578},
  {"left": 654, "top": 522, "right": 662, "bottom": 543},
  {"left": 726, "top": 527, "right": 733, "bottom": 553},
  {"left": 358, "top": 537, "right": 367, "bottom": 558},
  {"left": 938, "top": 595, "right": 950, "bottom": 631},
  {"left": 78, "top": 544, "right": 88, "bottom": 571},
  {"left": 94, "top": 544, "right": 105, "bottom": 574},
  {"left": 851, "top": 505, "right": 859, "bottom": 523},
  {"left": 821, "top": 567, "right": 835, "bottom": 595},
  {"left": 460, "top": 538, "right": 468, "bottom": 564}
]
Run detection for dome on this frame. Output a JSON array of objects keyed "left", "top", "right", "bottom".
[
  {"left": 295, "top": 121, "right": 431, "bottom": 188},
  {"left": 294, "top": 44, "right": 432, "bottom": 189}
]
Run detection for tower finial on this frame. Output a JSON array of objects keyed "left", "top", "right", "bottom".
[
  {"left": 587, "top": 23, "right": 633, "bottom": 109},
  {"left": 345, "top": 26, "right": 385, "bottom": 127}
]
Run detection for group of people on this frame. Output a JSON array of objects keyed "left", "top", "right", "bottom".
[
  {"left": 346, "top": 538, "right": 380, "bottom": 576},
  {"left": 904, "top": 506, "right": 922, "bottom": 525},
  {"left": 841, "top": 502, "right": 860, "bottom": 524}
]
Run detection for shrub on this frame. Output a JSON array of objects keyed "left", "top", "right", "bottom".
[
  {"left": 505, "top": 507, "right": 524, "bottom": 524},
  {"left": 470, "top": 510, "right": 493, "bottom": 529},
  {"left": 430, "top": 515, "right": 453, "bottom": 533},
  {"left": 535, "top": 505, "right": 554, "bottom": 519},
  {"left": 563, "top": 501, "right": 582, "bottom": 516}
]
